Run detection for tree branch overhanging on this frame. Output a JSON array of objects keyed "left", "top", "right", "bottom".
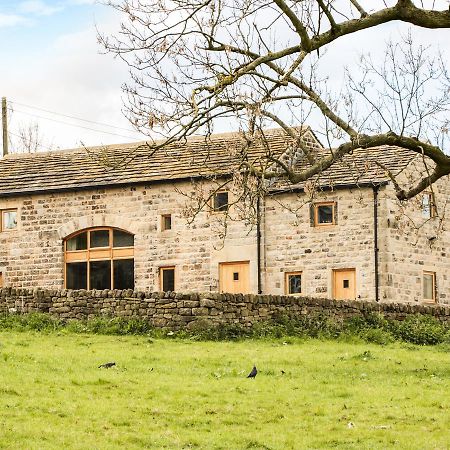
[{"left": 100, "top": 0, "right": 450, "bottom": 208}]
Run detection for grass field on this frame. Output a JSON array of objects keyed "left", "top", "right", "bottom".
[{"left": 0, "top": 332, "right": 449, "bottom": 449}]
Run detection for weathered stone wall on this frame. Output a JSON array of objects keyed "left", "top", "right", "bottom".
[
  {"left": 1, "top": 288, "right": 449, "bottom": 329},
  {"left": 0, "top": 182, "right": 258, "bottom": 292},
  {"left": 263, "top": 187, "right": 378, "bottom": 300},
  {"left": 0, "top": 181, "right": 380, "bottom": 298},
  {"left": 0, "top": 172, "right": 448, "bottom": 303},
  {"left": 381, "top": 174, "right": 450, "bottom": 304}
]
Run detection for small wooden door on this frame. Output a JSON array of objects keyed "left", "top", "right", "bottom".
[
  {"left": 0, "top": 272, "right": 3, "bottom": 288},
  {"left": 219, "top": 261, "right": 250, "bottom": 294},
  {"left": 333, "top": 269, "right": 356, "bottom": 300}
]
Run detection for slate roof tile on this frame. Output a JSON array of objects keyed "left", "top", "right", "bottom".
[{"left": 0, "top": 127, "right": 416, "bottom": 197}]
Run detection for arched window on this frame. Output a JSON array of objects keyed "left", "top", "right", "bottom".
[{"left": 64, "top": 227, "right": 134, "bottom": 290}]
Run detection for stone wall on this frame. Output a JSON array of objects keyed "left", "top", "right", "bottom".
[
  {"left": 1, "top": 171, "right": 449, "bottom": 303},
  {"left": 0, "top": 180, "right": 380, "bottom": 298},
  {"left": 0, "top": 181, "right": 257, "bottom": 292},
  {"left": 382, "top": 175, "right": 450, "bottom": 304},
  {"left": 1, "top": 288, "right": 449, "bottom": 329},
  {"left": 263, "top": 187, "right": 377, "bottom": 300}
]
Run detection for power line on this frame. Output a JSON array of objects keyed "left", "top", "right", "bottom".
[
  {"left": 12, "top": 108, "right": 144, "bottom": 141},
  {"left": 9, "top": 99, "right": 143, "bottom": 136}
]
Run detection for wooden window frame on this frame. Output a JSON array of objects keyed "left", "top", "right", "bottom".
[
  {"left": 314, "top": 202, "right": 336, "bottom": 227},
  {"left": 211, "top": 190, "right": 229, "bottom": 213},
  {"left": 64, "top": 227, "right": 134, "bottom": 290},
  {"left": 422, "top": 192, "right": 437, "bottom": 219},
  {"left": 160, "top": 266, "right": 176, "bottom": 292},
  {"left": 1, "top": 208, "right": 18, "bottom": 232},
  {"left": 285, "top": 271, "right": 302, "bottom": 295},
  {"left": 161, "top": 214, "right": 172, "bottom": 231},
  {"left": 423, "top": 271, "right": 436, "bottom": 303}
]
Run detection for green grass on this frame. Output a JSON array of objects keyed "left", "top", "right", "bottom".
[{"left": 0, "top": 332, "right": 449, "bottom": 449}]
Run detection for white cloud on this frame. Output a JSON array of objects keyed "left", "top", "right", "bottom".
[
  {"left": 18, "top": 1, "right": 63, "bottom": 17},
  {"left": 0, "top": 13, "right": 28, "bottom": 28}
]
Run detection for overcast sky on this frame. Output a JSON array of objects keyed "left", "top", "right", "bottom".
[
  {"left": 1, "top": 0, "right": 449, "bottom": 152},
  {"left": 1, "top": 0, "right": 147, "bottom": 152}
]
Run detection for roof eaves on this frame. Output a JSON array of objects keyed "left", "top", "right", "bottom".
[
  {"left": 0, "top": 173, "right": 234, "bottom": 199},
  {"left": 268, "top": 180, "right": 389, "bottom": 196}
]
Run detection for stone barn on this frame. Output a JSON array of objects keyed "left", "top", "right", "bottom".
[{"left": 0, "top": 127, "right": 448, "bottom": 304}]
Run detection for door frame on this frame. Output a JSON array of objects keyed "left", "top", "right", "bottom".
[
  {"left": 218, "top": 260, "right": 250, "bottom": 294},
  {"left": 332, "top": 268, "right": 356, "bottom": 300}
]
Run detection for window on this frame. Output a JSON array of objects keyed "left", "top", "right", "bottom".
[
  {"left": 161, "top": 214, "right": 172, "bottom": 231},
  {"left": 423, "top": 271, "right": 436, "bottom": 303},
  {"left": 285, "top": 272, "right": 302, "bottom": 295},
  {"left": 64, "top": 227, "right": 134, "bottom": 290},
  {"left": 422, "top": 193, "right": 436, "bottom": 218},
  {"left": 313, "top": 202, "right": 336, "bottom": 226},
  {"left": 1, "top": 209, "right": 18, "bottom": 231},
  {"left": 160, "top": 267, "right": 175, "bottom": 291},
  {"left": 213, "top": 191, "right": 229, "bottom": 212}
]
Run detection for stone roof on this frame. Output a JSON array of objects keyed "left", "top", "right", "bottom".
[
  {"left": 0, "top": 126, "right": 416, "bottom": 197},
  {"left": 282, "top": 144, "right": 417, "bottom": 191}
]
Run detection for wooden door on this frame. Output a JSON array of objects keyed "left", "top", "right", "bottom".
[
  {"left": 333, "top": 269, "right": 356, "bottom": 300},
  {"left": 0, "top": 272, "right": 3, "bottom": 288},
  {"left": 219, "top": 261, "right": 250, "bottom": 294}
]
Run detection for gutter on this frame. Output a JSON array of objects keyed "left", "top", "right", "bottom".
[
  {"left": 0, "top": 177, "right": 390, "bottom": 200},
  {"left": 256, "top": 193, "right": 262, "bottom": 294},
  {"left": 372, "top": 184, "right": 381, "bottom": 302},
  {"left": 268, "top": 180, "right": 389, "bottom": 196}
]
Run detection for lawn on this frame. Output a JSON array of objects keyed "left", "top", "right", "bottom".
[{"left": 0, "top": 332, "right": 448, "bottom": 449}]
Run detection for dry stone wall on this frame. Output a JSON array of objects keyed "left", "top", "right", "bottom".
[{"left": 1, "top": 288, "right": 449, "bottom": 329}]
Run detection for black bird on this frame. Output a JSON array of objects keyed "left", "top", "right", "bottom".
[
  {"left": 98, "top": 362, "right": 116, "bottom": 369},
  {"left": 281, "top": 370, "right": 286, "bottom": 375},
  {"left": 247, "top": 365, "right": 257, "bottom": 378}
]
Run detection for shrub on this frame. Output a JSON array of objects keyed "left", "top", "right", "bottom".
[
  {"left": 390, "top": 315, "right": 446, "bottom": 345},
  {"left": 270, "top": 313, "right": 342, "bottom": 339},
  {"left": 0, "top": 311, "right": 448, "bottom": 345},
  {"left": 0, "top": 312, "right": 63, "bottom": 332},
  {"left": 360, "top": 328, "right": 394, "bottom": 345}
]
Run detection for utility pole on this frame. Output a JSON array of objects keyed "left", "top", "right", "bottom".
[{"left": 2, "top": 97, "right": 8, "bottom": 156}]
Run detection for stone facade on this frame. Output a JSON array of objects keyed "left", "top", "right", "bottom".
[
  {"left": 0, "top": 181, "right": 257, "bottom": 292},
  {"left": 263, "top": 187, "right": 378, "bottom": 300},
  {"left": 0, "top": 127, "right": 449, "bottom": 305},
  {"left": 380, "top": 182, "right": 449, "bottom": 304},
  {"left": 1, "top": 288, "right": 449, "bottom": 329},
  {"left": 0, "top": 175, "right": 449, "bottom": 304}
]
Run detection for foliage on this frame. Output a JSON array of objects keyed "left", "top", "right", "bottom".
[
  {"left": 1, "top": 311, "right": 448, "bottom": 346},
  {"left": 0, "top": 312, "right": 63, "bottom": 332},
  {"left": 389, "top": 314, "right": 447, "bottom": 345}
]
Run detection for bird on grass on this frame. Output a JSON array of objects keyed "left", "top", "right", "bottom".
[
  {"left": 98, "top": 362, "right": 116, "bottom": 369},
  {"left": 247, "top": 365, "right": 257, "bottom": 378}
]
